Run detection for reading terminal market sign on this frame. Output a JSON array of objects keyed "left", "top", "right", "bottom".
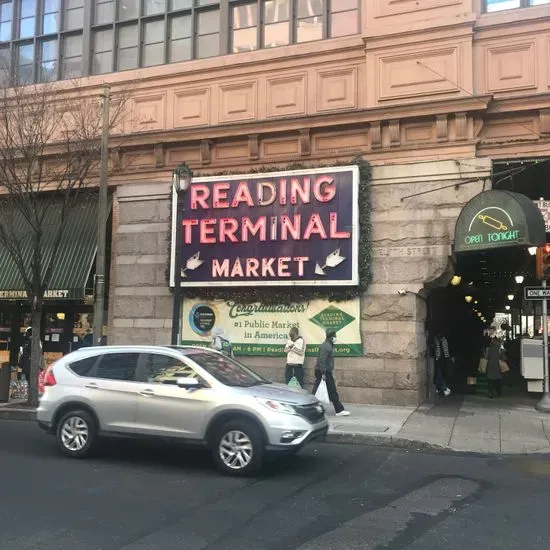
[{"left": 170, "top": 166, "right": 359, "bottom": 287}]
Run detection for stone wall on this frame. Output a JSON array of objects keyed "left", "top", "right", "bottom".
[{"left": 109, "top": 158, "right": 492, "bottom": 406}]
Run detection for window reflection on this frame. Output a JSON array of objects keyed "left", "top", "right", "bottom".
[{"left": 263, "top": 0, "right": 289, "bottom": 48}]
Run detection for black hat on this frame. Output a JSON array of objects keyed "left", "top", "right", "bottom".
[{"left": 326, "top": 330, "right": 336, "bottom": 339}]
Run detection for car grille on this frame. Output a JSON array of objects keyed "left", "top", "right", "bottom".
[{"left": 293, "top": 403, "right": 325, "bottom": 424}]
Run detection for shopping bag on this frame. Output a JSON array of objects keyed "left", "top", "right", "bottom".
[
  {"left": 499, "top": 360, "right": 510, "bottom": 374},
  {"left": 478, "top": 357, "right": 488, "bottom": 374},
  {"left": 315, "top": 376, "right": 330, "bottom": 407},
  {"left": 287, "top": 376, "right": 302, "bottom": 389}
]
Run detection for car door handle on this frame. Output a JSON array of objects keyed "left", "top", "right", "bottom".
[
  {"left": 85, "top": 383, "right": 98, "bottom": 389},
  {"left": 139, "top": 389, "right": 155, "bottom": 397}
]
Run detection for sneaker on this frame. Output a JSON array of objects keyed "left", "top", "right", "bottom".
[
  {"left": 336, "top": 410, "right": 350, "bottom": 417},
  {"left": 443, "top": 387, "right": 451, "bottom": 397}
]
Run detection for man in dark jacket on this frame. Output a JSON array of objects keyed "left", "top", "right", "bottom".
[{"left": 312, "top": 330, "right": 350, "bottom": 416}]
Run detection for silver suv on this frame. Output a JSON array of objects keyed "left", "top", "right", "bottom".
[{"left": 37, "top": 345, "right": 328, "bottom": 475}]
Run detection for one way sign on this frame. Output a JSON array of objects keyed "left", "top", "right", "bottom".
[{"left": 524, "top": 287, "right": 550, "bottom": 300}]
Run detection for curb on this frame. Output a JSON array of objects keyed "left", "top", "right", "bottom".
[
  {"left": 0, "top": 408, "right": 36, "bottom": 421},
  {"left": 325, "top": 432, "right": 445, "bottom": 452}
]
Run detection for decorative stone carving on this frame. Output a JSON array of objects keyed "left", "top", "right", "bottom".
[
  {"left": 200, "top": 139, "right": 212, "bottom": 165},
  {"left": 389, "top": 120, "right": 400, "bottom": 147},
  {"left": 436, "top": 114, "right": 448, "bottom": 142},
  {"left": 370, "top": 121, "right": 382, "bottom": 149},
  {"left": 299, "top": 129, "right": 311, "bottom": 156},
  {"left": 248, "top": 134, "right": 259, "bottom": 160},
  {"left": 455, "top": 112, "right": 467, "bottom": 141},
  {"left": 154, "top": 143, "right": 164, "bottom": 168}
]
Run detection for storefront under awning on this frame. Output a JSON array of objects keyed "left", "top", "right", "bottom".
[
  {"left": 454, "top": 190, "right": 546, "bottom": 254},
  {"left": 0, "top": 195, "right": 100, "bottom": 301}
]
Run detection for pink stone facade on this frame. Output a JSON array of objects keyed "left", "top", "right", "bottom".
[{"left": 107, "top": 1, "right": 550, "bottom": 405}]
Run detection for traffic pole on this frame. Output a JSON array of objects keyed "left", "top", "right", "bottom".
[{"left": 536, "top": 279, "right": 550, "bottom": 412}]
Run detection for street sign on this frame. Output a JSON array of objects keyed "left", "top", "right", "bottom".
[{"left": 525, "top": 286, "right": 550, "bottom": 300}]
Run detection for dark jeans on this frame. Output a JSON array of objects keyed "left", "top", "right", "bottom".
[
  {"left": 434, "top": 358, "right": 448, "bottom": 395},
  {"left": 312, "top": 370, "right": 344, "bottom": 413},
  {"left": 488, "top": 379, "right": 502, "bottom": 397},
  {"left": 285, "top": 364, "right": 304, "bottom": 387}
]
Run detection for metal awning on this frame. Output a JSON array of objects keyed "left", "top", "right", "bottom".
[{"left": 0, "top": 194, "right": 100, "bottom": 301}]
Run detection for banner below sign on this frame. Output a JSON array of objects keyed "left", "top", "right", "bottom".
[{"left": 181, "top": 298, "right": 362, "bottom": 357}]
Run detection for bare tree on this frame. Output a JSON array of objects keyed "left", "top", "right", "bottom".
[{"left": 0, "top": 73, "right": 128, "bottom": 407}]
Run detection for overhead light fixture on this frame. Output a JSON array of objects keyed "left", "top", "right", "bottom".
[
  {"left": 529, "top": 246, "right": 538, "bottom": 256},
  {"left": 56, "top": 312, "right": 65, "bottom": 320},
  {"left": 507, "top": 294, "right": 514, "bottom": 301},
  {"left": 505, "top": 305, "right": 511, "bottom": 311},
  {"left": 465, "top": 295, "right": 473, "bottom": 303},
  {"left": 450, "top": 275, "right": 462, "bottom": 286},
  {"left": 515, "top": 275, "right": 524, "bottom": 284}
]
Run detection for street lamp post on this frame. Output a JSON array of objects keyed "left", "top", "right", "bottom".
[{"left": 171, "top": 163, "right": 193, "bottom": 346}]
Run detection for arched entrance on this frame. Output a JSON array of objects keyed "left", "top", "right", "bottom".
[{"left": 426, "top": 188, "right": 546, "bottom": 398}]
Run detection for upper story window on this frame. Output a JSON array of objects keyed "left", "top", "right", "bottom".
[
  {"left": 484, "top": 0, "right": 550, "bottom": 12},
  {"left": 0, "top": 0, "right": 360, "bottom": 84}
]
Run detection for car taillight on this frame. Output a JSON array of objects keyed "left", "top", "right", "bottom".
[{"left": 44, "top": 369, "right": 56, "bottom": 387}]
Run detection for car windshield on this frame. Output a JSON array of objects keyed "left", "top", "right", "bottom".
[{"left": 183, "top": 350, "right": 271, "bottom": 387}]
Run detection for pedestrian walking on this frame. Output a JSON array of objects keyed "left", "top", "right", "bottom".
[
  {"left": 486, "top": 335, "right": 507, "bottom": 398},
  {"left": 312, "top": 330, "right": 350, "bottom": 416},
  {"left": 284, "top": 327, "right": 306, "bottom": 387},
  {"left": 433, "top": 332, "right": 452, "bottom": 397},
  {"left": 211, "top": 327, "right": 234, "bottom": 357}
]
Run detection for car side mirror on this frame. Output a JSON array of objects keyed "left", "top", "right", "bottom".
[{"left": 176, "top": 377, "right": 201, "bottom": 389}]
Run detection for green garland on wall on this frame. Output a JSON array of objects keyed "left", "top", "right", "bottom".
[{"left": 180, "top": 154, "right": 372, "bottom": 305}]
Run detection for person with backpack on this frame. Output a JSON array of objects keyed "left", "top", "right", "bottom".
[
  {"left": 284, "top": 327, "right": 306, "bottom": 387},
  {"left": 211, "top": 327, "right": 234, "bottom": 357}
]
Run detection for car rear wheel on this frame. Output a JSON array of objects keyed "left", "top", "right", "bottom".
[
  {"left": 56, "top": 409, "right": 97, "bottom": 459},
  {"left": 213, "top": 420, "right": 263, "bottom": 476}
]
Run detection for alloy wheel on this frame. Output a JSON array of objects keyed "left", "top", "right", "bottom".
[
  {"left": 219, "top": 430, "right": 253, "bottom": 470},
  {"left": 60, "top": 416, "right": 89, "bottom": 452}
]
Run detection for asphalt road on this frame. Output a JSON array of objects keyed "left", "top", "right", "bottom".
[{"left": 2, "top": 421, "right": 550, "bottom": 550}]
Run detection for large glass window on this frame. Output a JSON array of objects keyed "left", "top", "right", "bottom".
[
  {"left": 143, "top": 18, "right": 165, "bottom": 66},
  {"left": 19, "top": 0, "right": 36, "bottom": 39},
  {"left": 43, "top": 0, "right": 60, "bottom": 34},
  {"left": 484, "top": 0, "right": 550, "bottom": 10},
  {"left": 0, "top": 0, "right": 360, "bottom": 82},
  {"left": 17, "top": 42, "right": 34, "bottom": 83},
  {"left": 231, "top": 3, "right": 258, "bottom": 53},
  {"left": 93, "top": 28, "right": 113, "bottom": 74},
  {"left": 39, "top": 38, "right": 58, "bottom": 81},
  {"left": 117, "top": 23, "right": 138, "bottom": 70},
  {"left": 169, "top": 14, "right": 191, "bottom": 62},
  {"left": 196, "top": 9, "right": 219, "bottom": 58},
  {"left": 62, "top": 33, "right": 83, "bottom": 78},
  {"left": 263, "top": 0, "right": 289, "bottom": 48}
]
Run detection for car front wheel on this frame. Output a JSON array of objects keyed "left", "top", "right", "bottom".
[
  {"left": 56, "top": 409, "right": 97, "bottom": 459},
  {"left": 213, "top": 419, "right": 263, "bottom": 476}
]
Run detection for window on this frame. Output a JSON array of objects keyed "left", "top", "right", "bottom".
[
  {"left": 17, "top": 43, "right": 34, "bottom": 83},
  {"left": 39, "top": 38, "right": 58, "bottom": 81},
  {"left": 263, "top": 0, "right": 289, "bottom": 48},
  {"left": 119, "top": 0, "right": 139, "bottom": 21},
  {"left": 144, "top": 353, "right": 200, "bottom": 384},
  {"left": 0, "top": 46, "right": 9, "bottom": 83},
  {"left": 330, "top": 0, "right": 358, "bottom": 38},
  {"left": 93, "top": 28, "right": 113, "bottom": 73},
  {"left": 0, "top": 1, "right": 12, "bottom": 42},
  {"left": 95, "top": 352, "right": 139, "bottom": 381},
  {"left": 95, "top": 0, "right": 115, "bottom": 25},
  {"left": 231, "top": 3, "right": 258, "bottom": 53},
  {"left": 183, "top": 350, "right": 269, "bottom": 387},
  {"left": 69, "top": 356, "right": 98, "bottom": 377},
  {"left": 170, "top": 0, "right": 192, "bottom": 7},
  {"left": 145, "top": 0, "right": 166, "bottom": 16},
  {"left": 197, "top": 9, "right": 219, "bottom": 58},
  {"left": 169, "top": 14, "right": 191, "bottom": 62},
  {"left": 62, "top": 34, "right": 82, "bottom": 78},
  {"left": 296, "top": 0, "right": 323, "bottom": 43},
  {"left": 143, "top": 18, "right": 165, "bottom": 66},
  {"left": 43, "top": 0, "right": 60, "bottom": 34},
  {"left": 64, "top": 0, "right": 84, "bottom": 30},
  {"left": 19, "top": 0, "right": 36, "bottom": 39},
  {"left": 484, "top": 0, "right": 550, "bottom": 10},
  {"left": 117, "top": 24, "right": 138, "bottom": 70}
]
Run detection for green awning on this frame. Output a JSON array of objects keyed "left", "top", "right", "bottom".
[{"left": 0, "top": 195, "right": 100, "bottom": 301}]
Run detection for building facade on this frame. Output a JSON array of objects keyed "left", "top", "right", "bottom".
[{"left": 2, "top": 0, "right": 549, "bottom": 404}]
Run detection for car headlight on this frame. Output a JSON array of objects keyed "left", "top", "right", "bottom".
[{"left": 256, "top": 398, "right": 296, "bottom": 415}]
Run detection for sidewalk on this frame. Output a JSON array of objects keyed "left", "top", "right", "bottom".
[
  {"left": 4, "top": 395, "right": 550, "bottom": 454},
  {"left": 326, "top": 395, "right": 550, "bottom": 454}
]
